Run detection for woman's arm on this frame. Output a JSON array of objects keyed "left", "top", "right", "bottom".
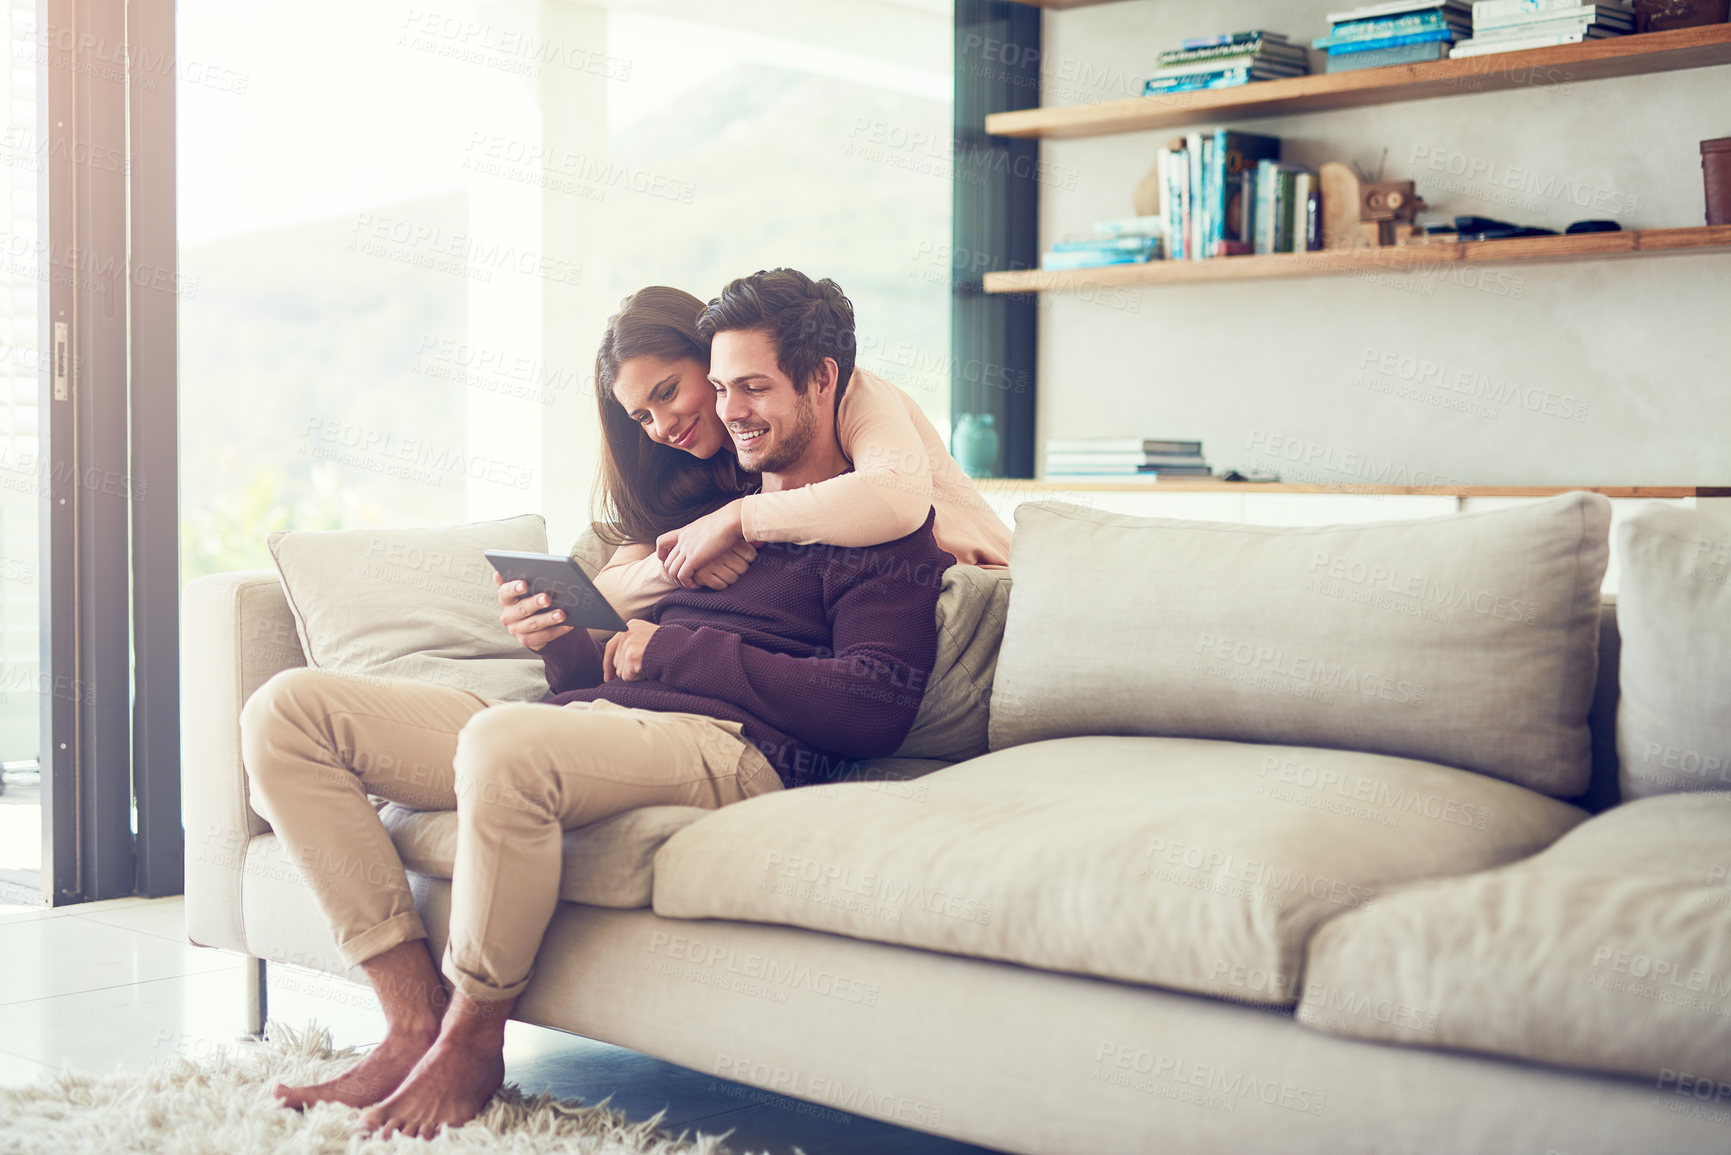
[
  {"left": 596, "top": 534, "right": 761, "bottom": 619},
  {"left": 592, "top": 541, "right": 673, "bottom": 628},
  {"left": 658, "top": 371, "right": 938, "bottom": 587},
  {"left": 739, "top": 368, "right": 932, "bottom": 546}
]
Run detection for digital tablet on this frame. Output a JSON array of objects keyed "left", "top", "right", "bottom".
[{"left": 483, "top": 549, "right": 628, "bottom": 633}]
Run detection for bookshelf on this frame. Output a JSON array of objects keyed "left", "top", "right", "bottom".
[
  {"left": 977, "top": 480, "right": 1731, "bottom": 498},
  {"left": 990, "top": 13, "right": 1730, "bottom": 494},
  {"left": 1002, "top": 0, "right": 1129, "bottom": 8},
  {"left": 986, "top": 24, "right": 1731, "bottom": 139},
  {"left": 985, "top": 225, "right": 1731, "bottom": 292}
]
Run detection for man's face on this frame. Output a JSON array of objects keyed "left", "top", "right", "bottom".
[{"left": 709, "top": 327, "right": 820, "bottom": 475}]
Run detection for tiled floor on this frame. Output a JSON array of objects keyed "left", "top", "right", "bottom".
[{"left": 0, "top": 896, "right": 1003, "bottom": 1155}]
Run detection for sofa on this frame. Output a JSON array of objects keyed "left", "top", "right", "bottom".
[{"left": 183, "top": 494, "right": 1731, "bottom": 1155}]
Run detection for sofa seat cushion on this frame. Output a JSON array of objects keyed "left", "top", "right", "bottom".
[
  {"left": 378, "top": 803, "right": 710, "bottom": 909},
  {"left": 651, "top": 736, "right": 1586, "bottom": 1005},
  {"left": 1297, "top": 792, "right": 1731, "bottom": 1083}
]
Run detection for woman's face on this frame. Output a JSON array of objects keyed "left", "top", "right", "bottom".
[{"left": 611, "top": 353, "right": 730, "bottom": 459}]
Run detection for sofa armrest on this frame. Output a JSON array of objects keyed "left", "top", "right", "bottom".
[{"left": 181, "top": 569, "right": 305, "bottom": 953}]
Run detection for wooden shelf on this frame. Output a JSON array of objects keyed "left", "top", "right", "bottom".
[
  {"left": 978, "top": 480, "right": 1731, "bottom": 498},
  {"left": 985, "top": 24, "right": 1731, "bottom": 139},
  {"left": 984, "top": 225, "right": 1731, "bottom": 292}
]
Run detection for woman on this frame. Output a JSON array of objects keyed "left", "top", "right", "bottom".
[{"left": 582, "top": 285, "right": 1011, "bottom": 624}]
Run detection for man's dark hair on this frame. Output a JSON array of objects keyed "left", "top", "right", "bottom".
[{"left": 696, "top": 269, "right": 857, "bottom": 404}]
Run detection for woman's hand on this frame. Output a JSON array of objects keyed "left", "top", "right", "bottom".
[
  {"left": 603, "top": 620, "right": 659, "bottom": 681},
  {"left": 494, "top": 572, "right": 573, "bottom": 652},
  {"left": 656, "top": 500, "right": 759, "bottom": 590}
]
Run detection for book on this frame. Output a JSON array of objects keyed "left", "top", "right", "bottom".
[
  {"left": 1179, "top": 30, "right": 1290, "bottom": 49},
  {"left": 1095, "top": 215, "right": 1166, "bottom": 239},
  {"left": 1143, "top": 66, "right": 1300, "bottom": 94},
  {"left": 1255, "top": 160, "right": 1310, "bottom": 253},
  {"left": 1471, "top": 0, "right": 1632, "bottom": 28},
  {"left": 1301, "top": 174, "right": 1315, "bottom": 249},
  {"left": 1276, "top": 167, "right": 1297, "bottom": 253},
  {"left": 1047, "top": 438, "right": 1204, "bottom": 454},
  {"left": 1213, "top": 130, "right": 1281, "bottom": 255},
  {"left": 1325, "top": 39, "right": 1452, "bottom": 69},
  {"left": 1315, "top": 10, "right": 1464, "bottom": 45},
  {"left": 1149, "top": 54, "right": 1308, "bottom": 80},
  {"left": 1040, "top": 250, "right": 1148, "bottom": 270},
  {"left": 1047, "top": 452, "right": 1209, "bottom": 469},
  {"left": 1322, "top": 28, "right": 1460, "bottom": 53},
  {"left": 1451, "top": 24, "right": 1621, "bottom": 52},
  {"left": 1049, "top": 236, "right": 1162, "bottom": 253},
  {"left": 1469, "top": 8, "right": 1631, "bottom": 34},
  {"left": 1293, "top": 172, "right": 1314, "bottom": 253},
  {"left": 1254, "top": 159, "right": 1277, "bottom": 254},
  {"left": 1188, "top": 132, "right": 1205, "bottom": 262},
  {"left": 1157, "top": 148, "right": 1182, "bottom": 260},
  {"left": 1158, "top": 38, "right": 1310, "bottom": 66},
  {"left": 1135, "top": 464, "right": 1215, "bottom": 476},
  {"left": 1328, "top": 0, "right": 1471, "bottom": 22}
]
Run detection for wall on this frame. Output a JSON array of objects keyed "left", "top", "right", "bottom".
[{"left": 1031, "top": 0, "right": 1731, "bottom": 487}]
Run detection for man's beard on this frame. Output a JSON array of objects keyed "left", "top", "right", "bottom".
[{"left": 737, "top": 389, "right": 818, "bottom": 474}]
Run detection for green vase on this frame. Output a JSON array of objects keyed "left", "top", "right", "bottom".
[{"left": 953, "top": 413, "right": 999, "bottom": 479}]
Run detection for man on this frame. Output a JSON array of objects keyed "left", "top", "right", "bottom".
[{"left": 239, "top": 269, "right": 952, "bottom": 1139}]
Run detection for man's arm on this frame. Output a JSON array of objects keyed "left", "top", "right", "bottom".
[
  {"left": 636, "top": 536, "right": 948, "bottom": 757},
  {"left": 539, "top": 626, "right": 605, "bottom": 693}
]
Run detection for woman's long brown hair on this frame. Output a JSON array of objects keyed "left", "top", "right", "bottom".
[{"left": 591, "top": 286, "right": 751, "bottom": 547}]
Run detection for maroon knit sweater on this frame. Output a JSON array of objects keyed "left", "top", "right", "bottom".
[{"left": 537, "top": 510, "right": 951, "bottom": 788}]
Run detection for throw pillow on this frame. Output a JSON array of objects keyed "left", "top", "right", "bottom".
[
  {"left": 267, "top": 513, "right": 550, "bottom": 701},
  {"left": 990, "top": 493, "right": 1611, "bottom": 796},
  {"left": 1614, "top": 503, "right": 1731, "bottom": 799}
]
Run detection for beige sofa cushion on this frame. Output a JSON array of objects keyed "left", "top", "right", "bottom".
[
  {"left": 892, "top": 565, "right": 1011, "bottom": 762},
  {"left": 652, "top": 735, "right": 1585, "bottom": 1005},
  {"left": 1298, "top": 793, "right": 1731, "bottom": 1085},
  {"left": 989, "top": 494, "right": 1611, "bottom": 797},
  {"left": 267, "top": 513, "right": 551, "bottom": 702},
  {"left": 379, "top": 803, "right": 709, "bottom": 909},
  {"left": 1614, "top": 504, "right": 1731, "bottom": 800}
]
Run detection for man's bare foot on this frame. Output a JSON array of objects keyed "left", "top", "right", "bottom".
[
  {"left": 274, "top": 1021, "right": 439, "bottom": 1110},
  {"left": 359, "top": 1032, "right": 506, "bottom": 1140}
]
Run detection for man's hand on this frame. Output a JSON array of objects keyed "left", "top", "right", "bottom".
[
  {"left": 656, "top": 500, "right": 758, "bottom": 590},
  {"left": 495, "top": 572, "right": 573, "bottom": 652},
  {"left": 603, "top": 619, "right": 659, "bottom": 682}
]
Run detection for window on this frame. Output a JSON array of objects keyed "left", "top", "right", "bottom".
[{"left": 178, "top": 0, "right": 954, "bottom": 579}]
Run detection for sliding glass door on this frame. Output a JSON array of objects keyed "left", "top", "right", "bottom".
[
  {"left": 0, "top": 0, "right": 44, "bottom": 912},
  {"left": 0, "top": 0, "right": 182, "bottom": 911}
]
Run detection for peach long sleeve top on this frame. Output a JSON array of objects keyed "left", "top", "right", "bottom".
[{"left": 593, "top": 368, "right": 1011, "bottom": 623}]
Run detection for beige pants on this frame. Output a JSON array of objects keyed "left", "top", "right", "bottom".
[{"left": 238, "top": 667, "right": 782, "bottom": 1001}]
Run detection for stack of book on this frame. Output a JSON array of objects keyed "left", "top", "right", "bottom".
[
  {"left": 1313, "top": 0, "right": 1472, "bottom": 72},
  {"left": 1041, "top": 216, "right": 1164, "bottom": 270},
  {"left": 1158, "top": 131, "right": 1286, "bottom": 260},
  {"left": 1045, "top": 438, "right": 1212, "bottom": 482},
  {"left": 1453, "top": 0, "right": 1633, "bottom": 57},
  {"left": 1142, "top": 31, "right": 1309, "bottom": 97},
  {"left": 1253, "top": 160, "right": 1323, "bottom": 254}
]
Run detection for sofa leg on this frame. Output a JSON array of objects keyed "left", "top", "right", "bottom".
[{"left": 240, "top": 956, "right": 268, "bottom": 1041}]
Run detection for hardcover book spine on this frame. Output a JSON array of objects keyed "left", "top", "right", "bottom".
[
  {"left": 1187, "top": 132, "right": 1204, "bottom": 261},
  {"left": 1322, "top": 10, "right": 1451, "bottom": 42},
  {"left": 1254, "top": 159, "right": 1276, "bottom": 255},
  {"left": 1471, "top": 0, "right": 1619, "bottom": 21},
  {"left": 1326, "top": 28, "right": 1458, "bottom": 52}
]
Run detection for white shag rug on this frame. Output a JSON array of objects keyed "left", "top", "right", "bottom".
[{"left": 0, "top": 1023, "right": 755, "bottom": 1155}]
